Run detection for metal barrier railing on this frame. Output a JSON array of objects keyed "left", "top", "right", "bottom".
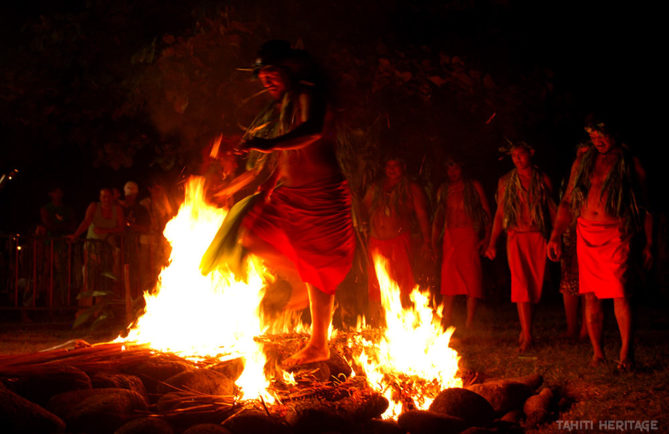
[{"left": 0, "top": 233, "right": 167, "bottom": 322}]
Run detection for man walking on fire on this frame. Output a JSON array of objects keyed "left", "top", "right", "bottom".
[{"left": 205, "top": 40, "right": 355, "bottom": 367}]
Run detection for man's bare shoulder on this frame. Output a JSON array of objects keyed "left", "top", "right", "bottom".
[
  {"left": 499, "top": 170, "right": 515, "bottom": 186},
  {"left": 408, "top": 180, "right": 425, "bottom": 194}
]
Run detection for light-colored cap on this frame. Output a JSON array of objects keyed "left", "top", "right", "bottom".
[{"left": 123, "top": 181, "right": 139, "bottom": 196}]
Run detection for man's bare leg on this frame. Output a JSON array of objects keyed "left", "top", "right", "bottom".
[
  {"left": 241, "top": 230, "right": 308, "bottom": 310},
  {"left": 283, "top": 284, "right": 334, "bottom": 367},
  {"left": 585, "top": 293, "right": 605, "bottom": 365},
  {"left": 465, "top": 296, "right": 477, "bottom": 329},
  {"left": 442, "top": 295, "right": 456, "bottom": 327},
  {"left": 580, "top": 300, "right": 588, "bottom": 339},
  {"left": 562, "top": 292, "right": 580, "bottom": 339},
  {"left": 517, "top": 301, "right": 533, "bottom": 352},
  {"left": 613, "top": 296, "right": 632, "bottom": 368}
]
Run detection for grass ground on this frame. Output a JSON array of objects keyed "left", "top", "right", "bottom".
[{"left": 1, "top": 291, "right": 668, "bottom": 433}]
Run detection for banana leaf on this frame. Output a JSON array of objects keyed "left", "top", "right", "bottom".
[{"left": 200, "top": 192, "right": 262, "bottom": 277}]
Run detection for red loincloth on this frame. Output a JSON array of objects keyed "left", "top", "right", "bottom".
[
  {"left": 368, "top": 233, "right": 415, "bottom": 301},
  {"left": 242, "top": 177, "right": 354, "bottom": 295},
  {"left": 506, "top": 231, "right": 546, "bottom": 303},
  {"left": 440, "top": 227, "right": 483, "bottom": 298},
  {"left": 576, "top": 217, "right": 629, "bottom": 299}
]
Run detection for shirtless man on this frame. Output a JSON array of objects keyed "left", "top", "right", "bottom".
[
  {"left": 432, "top": 158, "right": 491, "bottom": 328},
  {"left": 362, "top": 157, "right": 431, "bottom": 309},
  {"left": 547, "top": 119, "right": 652, "bottom": 370},
  {"left": 485, "top": 142, "right": 555, "bottom": 352},
  {"left": 236, "top": 41, "right": 355, "bottom": 367}
]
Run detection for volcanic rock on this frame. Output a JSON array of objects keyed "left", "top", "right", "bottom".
[
  {"left": 123, "top": 357, "right": 195, "bottom": 392},
  {"left": 504, "top": 373, "right": 543, "bottom": 390},
  {"left": 397, "top": 409, "right": 467, "bottom": 434},
  {"left": 324, "top": 351, "right": 353, "bottom": 380},
  {"left": 1, "top": 364, "right": 92, "bottom": 405},
  {"left": 222, "top": 409, "right": 293, "bottom": 434},
  {"left": 523, "top": 387, "right": 554, "bottom": 427},
  {"left": 466, "top": 381, "right": 533, "bottom": 415},
  {"left": 490, "top": 420, "right": 524, "bottom": 433},
  {"left": 429, "top": 387, "right": 495, "bottom": 426},
  {"left": 47, "top": 387, "right": 149, "bottom": 434},
  {"left": 114, "top": 416, "right": 174, "bottom": 434},
  {"left": 208, "top": 358, "right": 245, "bottom": 381},
  {"left": 284, "top": 379, "right": 388, "bottom": 423},
  {"left": 92, "top": 372, "right": 147, "bottom": 397},
  {"left": 183, "top": 424, "right": 233, "bottom": 434},
  {"left": 157, "top": 369, "right": 235, "bottom": 396},
  {"left": 290, "top": 408, "right": 351, "bottom": 434},
  {"left": 354, "top": 418, "right": 404, "bottom": 434},
  {"left": 0, "top": 384, "right": 66, "bottom": 434},
  {"left": 500, "top": 409, "right": 523, "bottom": 424}
]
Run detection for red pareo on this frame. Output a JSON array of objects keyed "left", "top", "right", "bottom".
[
  {"left": 440, "top": 227, "right": 483, "bottom": 299},
  {"left": 506, "top": 230, "right": 546, "bottom": 303},
  {"left": 576, "top": 217, "right": 629, "bottom": 299},
  {"left": 242, "top": 177, "right": 355, "bottom": 295}
]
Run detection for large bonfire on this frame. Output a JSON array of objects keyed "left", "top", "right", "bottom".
[{"left": 118, "top": 176, "right": 461, "bottom": 416}]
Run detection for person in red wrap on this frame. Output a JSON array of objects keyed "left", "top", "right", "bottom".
[
  {"left": 236, "top": 41, "right": 355, "bottom": 367},
  {"left": 432, "top": 157, "right": 491, "bottom": 328},
  {"left": 361, "top": 157, "right": 431, "bottom": 315},
  {"left": 485, "top": 142, "right": 555, "bottom": 352},
  {"left": 548, "top": 117, "right": 652, "bottom": 370}
]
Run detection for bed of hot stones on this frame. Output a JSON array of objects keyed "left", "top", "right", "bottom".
[
  {"left": 0, "top": 333, "right": 560, "bottom": 434},
  {"left": 1, "top": 178, "right": 565, "bottom": 434}
]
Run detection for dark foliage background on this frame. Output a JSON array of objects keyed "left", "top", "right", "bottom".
[{"left": 0, "top": 0, "right": 663, "bottom": 232}]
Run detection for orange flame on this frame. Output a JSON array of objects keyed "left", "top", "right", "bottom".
[
  {"left": 117, "top": 177, "right": 460, "bottom": 412},
  {"left": 353, "top": 254, "right": 462, "bottom": 418},
  {"left": 118, "top": 177, "right": 274, "bottom": 402}
]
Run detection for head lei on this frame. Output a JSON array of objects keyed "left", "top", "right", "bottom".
[
  {"left": 444, "top": 154, "right": 465, "bottom": 168},
  {"left": 583, "top": 113, "right": 611, "bottom": 136},
  {"left": 498, "top": 138, "right": 534, "bottom": 160}
]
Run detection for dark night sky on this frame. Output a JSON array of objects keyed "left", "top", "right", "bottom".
[{"left": 0, "top": 0, "right": 664, "bottom": 232}]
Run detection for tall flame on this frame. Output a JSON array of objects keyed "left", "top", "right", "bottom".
[
  {"left": 117, "top": 177, "right": 461, "bottom": 411},
  {"left": 120, "top": 177, "right": 273, "bottom": 401},
  {"left": 353, "top": 254, "right": 462, "bottom": 419}
]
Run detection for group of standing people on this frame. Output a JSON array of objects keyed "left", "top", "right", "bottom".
[
  {"left": 202, "top": 40, "right": 651, "bottom": 372},
  {"left": 360, "top": 123, "right": 650, "bottom": 371},
  {"left": 60, "top": 181, "right": 172, "bottom": 316}
]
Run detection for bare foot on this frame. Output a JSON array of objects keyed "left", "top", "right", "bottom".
[
  {"left": 616, "top": 359, "right": 634, "bottom": 372},
  {"left": 282, "top": 344, "right": 330, "bottom": 369},
  {"left": 589, "top": 356, "right": 605, "bottom": 368},
  {"left": 518, "top": 338, "right": 533, "bottom": 353}
]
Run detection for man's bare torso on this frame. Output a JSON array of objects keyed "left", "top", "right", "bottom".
[
  {"left": 278, "top": 141, "right": 340, "bottom": 187},
  {"left": 445, "top": 183, "right": 473, "bottom": 228},
  {"left": 579, "top": 149, "right": 622, "bottom": 224},
  {"left": 369, "top": 180, "right": 414, "bottom": 240}
]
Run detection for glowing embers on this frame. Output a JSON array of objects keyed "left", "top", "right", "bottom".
[{"left": 353, "top": 254, "right": 462, "bottom": 419}]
